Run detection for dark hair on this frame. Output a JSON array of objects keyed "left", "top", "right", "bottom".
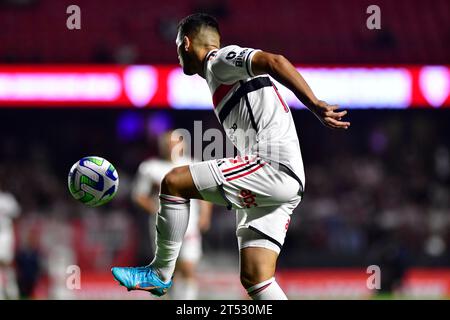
[{"left": 177, "top": 13, "right": 220, "bottom": 38}]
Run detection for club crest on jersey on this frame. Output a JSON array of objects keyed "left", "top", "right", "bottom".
[
  {"left": 240, "top": 189, "right": 257, "bottom": 208},
  {"left": 227, "top": 124, "right": 238, "bottom": 143}
]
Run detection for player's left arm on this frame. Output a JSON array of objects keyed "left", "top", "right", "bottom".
[
  {"left": 197, "top": 201, "right": 213, "bottom": 233},
  {"left": 251, "top": 51, "right": 350, "bottom": 129}
]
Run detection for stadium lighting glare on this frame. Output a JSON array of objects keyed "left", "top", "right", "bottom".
[{"left": 0, "top": 65, "right": 448, "bottom": 109}]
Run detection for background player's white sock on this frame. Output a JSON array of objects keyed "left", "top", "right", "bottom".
[
  {"left": 183, "top": 278, "right": 199, "bottom": 300},
  {"left": 0, "top": 268, "right": 5, "bottom": 300},
  {"left": 247, "top": 277, "right": 287, "bottom": 300},
  {"left": 4, "top": 267, "right": 19, "bottom": 299},
  {"left": 0, "top": 267, "right": 18, "bottom": 299},
  {"left": 171, "top": 277, "right": 199, "bottom": 300},
  {"left": 150, "top": 194, "right": 190, "bottom": 282}
]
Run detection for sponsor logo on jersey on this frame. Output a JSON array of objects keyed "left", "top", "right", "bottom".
[{"left": 235, "top": 49, "right": 248, "bottom": 67}]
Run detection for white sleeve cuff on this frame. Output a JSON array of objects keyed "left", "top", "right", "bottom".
[{"left": 246, "top": 49, "right": 261, "bottom": 77}]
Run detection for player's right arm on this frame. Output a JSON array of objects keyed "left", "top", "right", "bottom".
[
  {"left": 251, "top": 51, "right": 350, "bottom": 130},
  {"left": 197, "top": 201, "right": 213, "bottom": 233},
  {"left": 133, "top": 193, "right": 158, "bottom": 215}
]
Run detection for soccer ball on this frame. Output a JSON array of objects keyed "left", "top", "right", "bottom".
[{"left": 68, "top": 156, "right": 119, "bottom": 206}]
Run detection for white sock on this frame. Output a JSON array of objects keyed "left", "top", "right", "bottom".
[
  {"left": 183, "top": 278, "right": 199, "bottom": 300},
  {"left": 172, "top": 277, "right": 199, "bottom": 300},
  {"left": 247, "top": 277, "right": 287, "bottom": 300},
  {"left": 150, "top": 194, "right": 190, "bottom": 282}
]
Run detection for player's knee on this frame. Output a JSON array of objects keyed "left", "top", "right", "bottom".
[
  {"left": 161, "top": 169, "right": 178, "bottom": 196},
  {"left": 240, "top": 271, "right": 255, "bottom": 289},
  {"left": 240, "top": 269, "right": 272, "bottom": 289},
  {"left": 161, "top": 168, "right": 183, "bottom": 196}
]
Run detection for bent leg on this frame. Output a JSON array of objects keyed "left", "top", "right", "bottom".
[
  {"left": 160, "top": 165, "right": 202, "bottom": 199},
  {"left": 151, "top": 164, "right": 219, "bottom": 283},
  {"left": 240, "top": 247, "right": 287, "bottom": 300},
  {"left": 240, "top": 247, "right": 277, "bottom": 288},
  {"left": 111, "top": 164, "right": 210, "bottom": 295}
]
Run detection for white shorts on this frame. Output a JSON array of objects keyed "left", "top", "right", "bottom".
[{"left": 189, "top": 155, "right": 302, "bottom": 254}]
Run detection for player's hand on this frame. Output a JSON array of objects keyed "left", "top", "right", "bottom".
[{"left": 311, "top": 100, "right": 350, "bottom": 130}]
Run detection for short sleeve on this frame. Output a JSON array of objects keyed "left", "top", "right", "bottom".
[{"left": 210, "top": 45, "right": 260, "bottom": 84}]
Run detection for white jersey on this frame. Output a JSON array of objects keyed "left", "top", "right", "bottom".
[
  {"left": 132, "top": 158, "right": 200, "bottom": 237},
  {"left": 204, "top": 45, "right": 305, "bottom": 188}
]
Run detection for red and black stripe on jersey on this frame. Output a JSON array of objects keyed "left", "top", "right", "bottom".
[
  {"left": 217, "top": 77, "right": 272, "bottom": 125},
  {"left": 221, "top": 158, "right": 265, "bottom": 182}
]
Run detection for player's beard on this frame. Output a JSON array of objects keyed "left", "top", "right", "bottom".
[
  {"left": 182, "top": 63, "right": 196, "bottom": 75},
  {"left": 179, "top": 52, "right": 196, "bottom": 75}
]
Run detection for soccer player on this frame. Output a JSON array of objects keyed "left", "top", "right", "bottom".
[
  {"left": 112, "top": 13, "right": 350, "bottom": 300},
  {"left": 132, "top": 131, "right": 212, "bottom": 300}
]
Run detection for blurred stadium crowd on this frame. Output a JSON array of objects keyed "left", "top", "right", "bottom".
[
  {"left": 0, "top": 109, "right": 449, "bottom": 298},
  {"left": 0, "top": 0, "right": 449, "bottom": 64}
]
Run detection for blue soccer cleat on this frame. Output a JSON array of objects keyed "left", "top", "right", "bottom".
[{"left": 111, "top": 266, "right": 172, "bottom": 297}]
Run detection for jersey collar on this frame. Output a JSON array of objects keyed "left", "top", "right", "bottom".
[{"left": 202, "top": 49, "right": 219, "bottom": 77}]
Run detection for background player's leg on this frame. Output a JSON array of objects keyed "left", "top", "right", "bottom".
[
  {"left": 4, "top": 266, "right": 19, "bottom": 299},
  {"left": 150, "top": 166, "right": 202, "bottom": 282},
  {"left": 0, "top": 266, "right": 5, "bottom": 299},
  {"left": 171, "top": 260, "right": 198, "bottom": 300},
  {"left": 240, "top": 247, "right": 288, "bottom": 300}
]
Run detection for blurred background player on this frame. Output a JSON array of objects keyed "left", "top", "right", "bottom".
[
  {"left": 0, "top": 180, "right": 20, "bottom": 300},
  {"left": 131, "top": 131, "right": 213, "bottom": 300}
]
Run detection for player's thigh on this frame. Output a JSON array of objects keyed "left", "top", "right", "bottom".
[
  {"left": 236, "top": 196, "right": 300, "bottom": 254},
  {"left": 162, "top": 165, "right": 202, "bottom": 199},
  {"left": 189, "top": 160, "right": 230, "bottom": 206},
  {"left": 236, "top": 200, "right": 300, "bottom": 288}
]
